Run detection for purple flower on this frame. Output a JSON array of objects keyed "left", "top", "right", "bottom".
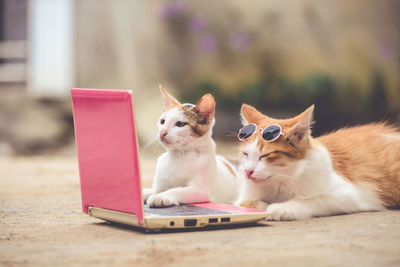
[
  {"left": 160, "top": 1, "right": 186, "bottom": 20},
  {"left": 232, "top": 32, "right": 250, "bottom": 52},
  {"left": 190, "top": 17, "right": 206, "bottom": 33},
  {"left": 200, "top": 35, "right": 217, "bottom": 53}
]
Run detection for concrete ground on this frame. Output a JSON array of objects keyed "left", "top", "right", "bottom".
[{"left": 1, "top": 154, "right": 400, "bottom": 267}]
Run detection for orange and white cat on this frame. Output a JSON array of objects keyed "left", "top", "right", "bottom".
[
  {"left": 143, "top": 86, "right": 238, "bottom": 207},
  {"left": 236, "top": 104, "right": 400, "bottom": 220}
]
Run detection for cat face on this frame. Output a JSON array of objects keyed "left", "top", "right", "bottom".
[
  {"left": 238, "top": 104, "right": 314, "bottom": 184},
  {"left": 157, "top": 85, "right": 215, "bottom": 150}
]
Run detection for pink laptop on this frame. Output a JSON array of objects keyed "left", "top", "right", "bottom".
[{"left": 71, "top": 88, "right": 267, "bottom": 230}]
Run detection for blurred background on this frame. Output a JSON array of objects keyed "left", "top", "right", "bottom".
[{"left": 0, "top": 0, "right": 399, "bottom": 156}]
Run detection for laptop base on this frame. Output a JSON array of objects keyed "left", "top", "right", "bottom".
[{"left": 88, "top": 206, "right": 268, "bottom": 230}]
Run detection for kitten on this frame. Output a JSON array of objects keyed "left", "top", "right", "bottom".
[
  {"left": 236, "top": 104, "right": 400, "bottom": 220},
  {"left": 143, "top": 85, "right": 238, "bottom": 207}
]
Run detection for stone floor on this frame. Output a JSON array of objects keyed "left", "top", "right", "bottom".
[{"left": 1, "top": 155, "right": 399, "bottom": 267}]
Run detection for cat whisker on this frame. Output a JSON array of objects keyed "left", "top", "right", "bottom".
[{"left": 224, "top": 131, "right": 238, "bottom": 137}]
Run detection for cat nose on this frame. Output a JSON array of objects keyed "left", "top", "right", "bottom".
[
  {"left": 245, "top": 169, "right": 254, "bottom": 178},
  {"left": 160, "top": 131, "right": 168, "bottom": 138}
]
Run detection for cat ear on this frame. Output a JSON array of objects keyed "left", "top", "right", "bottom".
[
  {"left": 241, "top": 104, "right": 264, "bottom": 125},
  {"left": 159, "top": 84, "right": 180, "bottom": 111},
  {"left": 287, "top": 105, "right": 314, "bottom": 148},
  {"left": 194, "top": 93, "right": 215, "bottom": 119}
]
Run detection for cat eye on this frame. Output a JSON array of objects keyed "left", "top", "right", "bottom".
[
  {"left": 160, "top": 119, "right": 165, "bottom": 125},
  {"left": 259, "top": 150, "right": 294, "bottom": 163},
  {"left": 175, "top": 121, "right": 188, "bottom": 127},
  {"left": 238, "top": 123, "right": 283, "bottom": 142}
]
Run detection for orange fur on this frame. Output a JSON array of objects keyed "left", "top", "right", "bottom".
[
  {"left": 240, "top": 200, "right": 262, "bottom": 209},
  {"left": 318, "top": 123, "right": 400, "bottom": 208}
]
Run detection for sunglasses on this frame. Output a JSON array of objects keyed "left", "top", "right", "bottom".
[{"left": 238, "top": 123, "right": 284, "bottom": 142}]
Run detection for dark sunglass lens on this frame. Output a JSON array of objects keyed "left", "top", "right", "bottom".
[
  {"left": 239, "top": 124, "right": 256, "bottom": 140},
  {"left": 262, "top": 125, "right": 281, "bottom": 141}
]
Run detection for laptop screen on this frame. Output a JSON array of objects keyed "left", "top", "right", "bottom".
[{"left": 71, "top": 88, "right": 143, "bottom": 224}]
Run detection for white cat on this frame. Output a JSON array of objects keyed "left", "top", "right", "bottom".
[
  {"left": 143, "top": 85, "right": 238, "bottom": 207},
  {"left": 234, "top": 104, "right": 398, "bottom": 221}
]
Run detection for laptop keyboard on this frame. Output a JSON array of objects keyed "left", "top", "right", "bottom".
[{"left": 144, "top": 204, "right": 229, "bottom": 216}]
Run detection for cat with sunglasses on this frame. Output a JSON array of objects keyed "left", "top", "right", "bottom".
[{"left": 235, "top": 104, "right": 400, "bottom": 220}]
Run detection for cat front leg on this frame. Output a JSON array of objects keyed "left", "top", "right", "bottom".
[
  {"left": 265, "top": 189, "right": 383, "bottom": 221},
  {"left": 147, "top": 185, "right": 210, "bottom": 207}
]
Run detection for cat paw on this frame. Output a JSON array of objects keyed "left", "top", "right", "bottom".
[
  {"left": 147, "top": 193, "right": 179, "bottom": 207},
  {"left": 266, "top": 202, "right": 309, "bottom": 221},
  {"left": 143, "top": 194, "right": 153, "bottom": 204}
]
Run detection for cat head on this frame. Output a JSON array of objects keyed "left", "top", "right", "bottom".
[
  {"left": 238, "top": 104, "right": 314, "bottom": 184},
  {"left": 157, "top": 85, "right": 216, "bottom": 151}
]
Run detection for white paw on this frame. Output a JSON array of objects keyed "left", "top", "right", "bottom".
[
  {"left": 147, "top": 193, "right": 179, "bottom": 207},
  {"left": 143, "top": 194, "right": 153, "bottom": 204},
  {"left": 266, "top": 202, "right": 310, "bottom": 221}
]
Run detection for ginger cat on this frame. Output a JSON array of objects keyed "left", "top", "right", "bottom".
[
  {"left": 236, "top": 104, "right": 400, "bottom": 220},
  {"left": 143, "top": 86, "right": 238, "bottom": 207}
]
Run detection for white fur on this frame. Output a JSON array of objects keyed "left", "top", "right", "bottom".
[
  {"left": 235, "top": 138, "right": 385, "bottom": 220},
  {"left": 143, "top": 107, "right": 238, "bottom": 207}
]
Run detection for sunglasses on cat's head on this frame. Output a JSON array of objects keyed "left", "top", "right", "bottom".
[{"left": 238, "top": 123, "right": 284, "bottom": 142}]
